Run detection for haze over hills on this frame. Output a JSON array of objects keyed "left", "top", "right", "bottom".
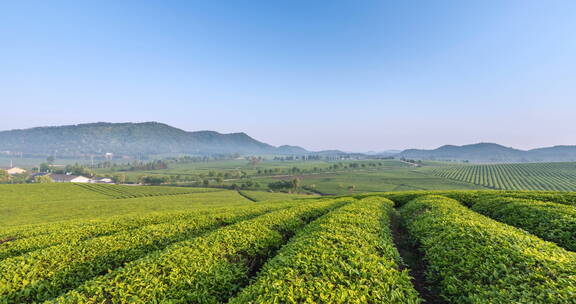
[
  {"left": 1, "top": 122, "right": 575, "bottom": 163},
  {"left": 398, "top": 143, "right": 576, "bottom": 163},
  {"left": 0, "top": 122, "right": 310, "bottom": 157}
]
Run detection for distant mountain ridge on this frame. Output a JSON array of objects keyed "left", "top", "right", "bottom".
[
  {"left": 0, "top": 122, "right": 309, "bottom": 157},
  {"left": 398, "top": 143, "right": 576, "bottom": 163},
  {"left": 2, "top": 122, "right": 575, "bottom": 163}
]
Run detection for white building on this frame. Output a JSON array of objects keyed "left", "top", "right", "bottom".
[
  {"left": 93, "top": 177, "right": 114, "bottom": 184},
  {"left": 48, "top": 174, "right": 92, "bottom": 183},
  {"left": 5, "top": 167, "right": 26, "bottom": 175}
]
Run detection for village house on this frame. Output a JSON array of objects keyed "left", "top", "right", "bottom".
[
  {"left": 48, "top": 174, "right": 92, "bottom": 183},
  {"left": 5, "top": 167, "right": 26, "bottom": 175}
]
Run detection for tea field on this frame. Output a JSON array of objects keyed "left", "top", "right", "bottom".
[
  {"left": 0, "top": 184, "right": 309, "bottom": 226},
  {"left": 426, "top": 162, "right": 576, "bottom": 191},
  {"left": 1, "top": 184, "right": 576, "bottom": 303}
]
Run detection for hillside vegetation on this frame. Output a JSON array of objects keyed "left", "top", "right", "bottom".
[
  {"left": 1, "top": 185, "right": 576, "bottom": 303},
  {"left": 0, "top": 122, "right": 306, "bottom": 157},
  {"left": 399, "top": 143, "right": 576, "bottom": 163}
]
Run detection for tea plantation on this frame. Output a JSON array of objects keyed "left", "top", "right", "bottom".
[{"left": 1, "top": 184, "right": 576, "bottom": 303}]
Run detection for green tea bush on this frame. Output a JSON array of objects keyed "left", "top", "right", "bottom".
[
  {"left": 49, "top": 199, "right": 347, "bottom": 303},
  {"left": 0, "top": 206, "right": 263, "bottom": 261},
  {"left": 0, "top": 203, "right": 288, "bottom": 303},
  {"left": 401, "top": 195, "right": 576, "bottom": 303},
  {"left": 229, "top": 197, "right": 422, "bottom": 304},
  {"left": 471, "top": 196, "right": 576, "bottom": 251},
  {"left": 494, "top": 190, "right": 576, "bottom": 206},
  {"left": 428, "top": 162, "right": 576, "bottom": 192},
  {"left": 76, "top": 183, "right": 220, "bottom": 199}
]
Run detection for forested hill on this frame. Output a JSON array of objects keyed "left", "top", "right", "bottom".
[
  {"left": 398, "top": 143, "right": 576, "bottom": 163},
  {"left": 0, "top": 122, "right": 308, "bottom": 157}
]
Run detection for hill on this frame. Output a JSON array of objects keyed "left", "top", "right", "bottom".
[
  {"left": 0, "top": 122, "right": 309, "bottom": 157},
  {"left": 398, "top": 143, "right": 576, "bottom": 163}
]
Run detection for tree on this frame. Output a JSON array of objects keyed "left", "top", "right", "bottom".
[
  {"left": 39, "top": 163, "right": 51, "bottom": 173},
  {"left": 0, "top": 170, "right": 10, "bottom": 183},
  {"left": 203, "top": 179, "right": 210, "bottom": 187},
  {"left": 112, "top": 173, "right": 126, "bottom": 184},
  {"left": 249, "top": 156, "right": 261, "bottom": 166},
  {"left": 138, "top": 175, "right": 166, "bottom": 185},
  {"left": 46, "top": 156, "right": 55, "bottom": 164},
  {"left": 244, "top": 180, "right": 254, "bottom": 188},
  {"left": 65, "top": 164, "right": 94, "bottom": 177},
  {"left": 291, "top": 178, "right": 301, "bottom": 190},
  {"left": 35, "top": 175, "right": 53, "bottom": 183},
  {"left": 268, "top": 180, "right": 293, "bottom": 191},
  {"left": 348, "top": 185, "right": 356, "bottom": 193},
  {"left": 11, "top": 173, "right": 29, "bottom": 184}
]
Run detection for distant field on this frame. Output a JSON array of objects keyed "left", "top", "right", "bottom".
[
  {"left": 426, "top": 162, "right": 576, "bottom": 191},
  {"left": 0, "top": 183, "right": 109, "bottom": 202},
  {"left": 0, "top": 184, "right": 251, "bottom": 226},
  {"left": 75, "top": 183, "right": 221, "bottom": 199},
  {"left": 198, "top": 159, "right": 484, "bottom": 195},
  {"left": 93, "top": 159, "right": 410, "bottom": 183},
  {"left": 239, "top": 190, "right": 315, "bottom": 201},
  {"left": 297, "top": 170, "right": 485, "bottom": 195},
  {"left": 242, "top": 168, "right": 484, "bottom": 195},
  {"left": 0, "top": 184, "right": 318, "bottom": 226}
]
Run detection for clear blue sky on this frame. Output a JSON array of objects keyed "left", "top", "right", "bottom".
[{"left": 1, "top": 1, "right": 575, "bottom": 152}]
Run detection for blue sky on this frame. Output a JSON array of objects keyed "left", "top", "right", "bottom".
[{"left": 1, "top": 1, "right": 575, "bottom": 151}]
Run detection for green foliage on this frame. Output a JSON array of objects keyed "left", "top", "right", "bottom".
[
  {"left": 39, "top": 163, "right": 51, "bottom": 173},
  {"left": 490, "top": 190, "right": 576, "bottom": 206},
  {"left": 229, "top": 197, "right": 422, "bottom": 304},
  {"left": 75, "top": 183, "right": 213, "bottom": 199},
  {"left": 63, "top": 164, "right": 94, "bottom": 177},
  {"left": 0, "top": 170, "right": 9, "bottom": 183},
  {"left": 111, "top": 173, "right": 126, "bottom": 184},
  {"left": 0, "top": 203, "right": 292, "bottom": 303},
  {"left": 125, "top": 159, "right": 168, "bottom": 171},
  {"left": 0, "top": 204, "right": 290, "bottom": 261},
  {"left": 401, "top": 195, "right": 576, "bottom": 303},
  {"left": 50, "top": 199, "right": 345, "bottom": 303},
  {"left": 0, "top": 121, "right": 277, "bottom": 156},
  {"left": 239, "top": 190, "right": 313, "bottom": 202},
  {"left": 471, "top": 196, "right": 576, "bottom": 251},
  {"left": 428, "top": 162, "right": 576, "bottom": 191},
  {"left": 0, "top": 184, "right": 253, "bottom": 226},
  {"left": 4, "top": 184, "right": 576, "bottom": 303},
  {"left": 360, "top": 189, "right": 576, "bottom": 208},
  {"left": 35, "top": 174, "right": 53, "bottom": 183},
  {"left": 137, "top": 175, "right": 168, "bottom": 185},
  {"left": 268, "top": 179, "right": 297, "bottom": 191}
]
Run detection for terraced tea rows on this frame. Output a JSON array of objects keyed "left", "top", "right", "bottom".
[
  {"left": 0, "top": 184, "right": 255, "bottom": 226},
  {"left": 401, "top": 195, "right": 576, "bottom": 303},
  {"left": 1, "top": 200, "right": 299, "bottom": 303},
  {"left": 50, "top": 199, "right": 345, "bottom": 303},
  {"left": 2, "top": 186, "right": 576, "bottom": 303},
  {"left": 427, "top": 162, "right": 576, "bottom": 191},
  {"left": 75, "top": 183, "right": 219, "bottom": 198},
  {"left": 229, "top": 197, "right": 420, "bottom": 303}
]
